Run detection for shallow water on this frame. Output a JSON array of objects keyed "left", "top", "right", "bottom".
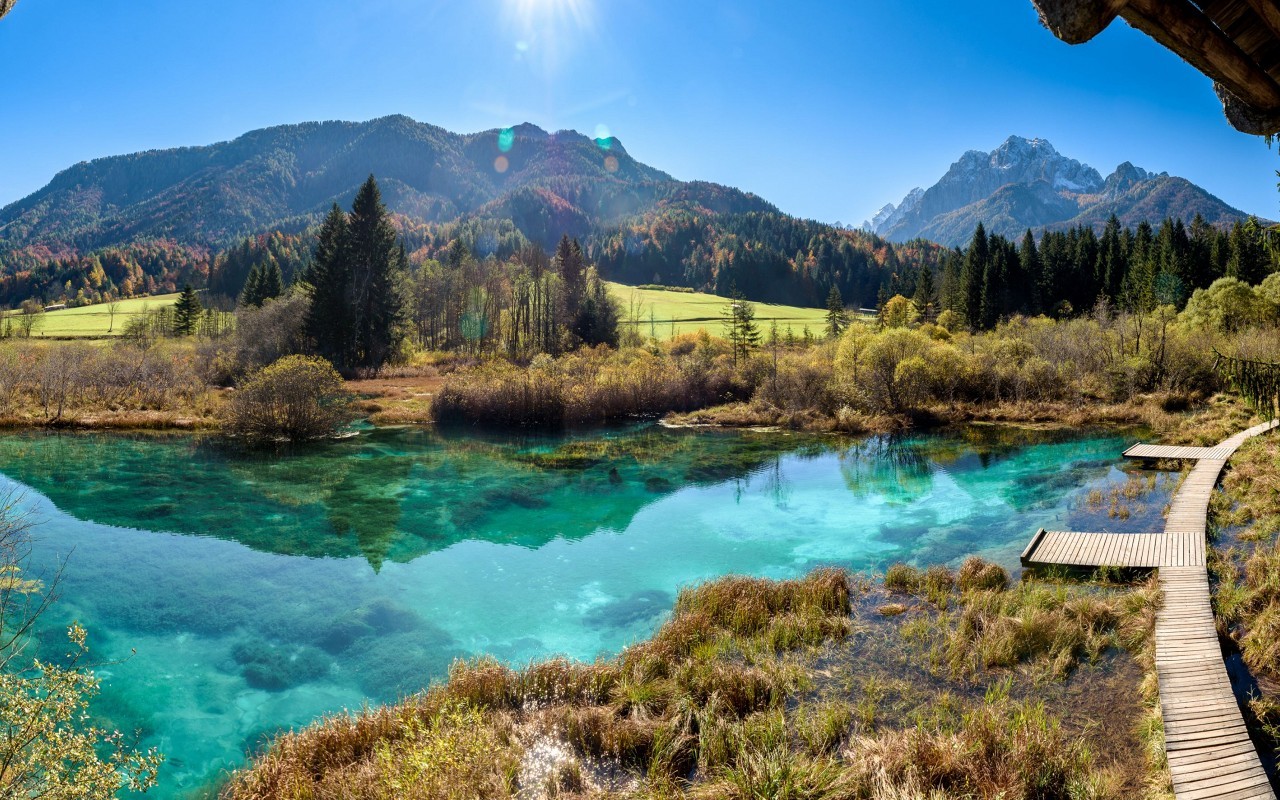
[{"left": 7, "top": 424, "right": 1174, "bottom": 797}]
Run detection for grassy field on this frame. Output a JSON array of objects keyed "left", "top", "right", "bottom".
[
  {"left": 14, "top": 294, "right": 180, "bottom": 338},
  {"left": 24, "top": 284, "right": 839, "bottom": 340},
  {"left": 607, "top": 282, "right": 834, "bottom": 339}
]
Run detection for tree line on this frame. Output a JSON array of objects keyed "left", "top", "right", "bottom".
[
  {"left": 921, "top": 215, "right": 1278, "bottom": 330},
  {"left": 216, "top": 175, "right": 626, "bottom": 374}
]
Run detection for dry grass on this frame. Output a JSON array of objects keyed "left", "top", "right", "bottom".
[
  {"left": 1209, "top": 432, "right": 1280, "bottom": 677},
  {"left": 223, "top": 562, "right": 1161, "bottom": 800},
  {"left": 433, "top": 341, "right": 747, "bottom": 428},
  {"left": 884, "top": 559, "right": 1158, "bottom": 681},
  {"left": 348, "top": 373, "right": 445, "bottom": 425}
]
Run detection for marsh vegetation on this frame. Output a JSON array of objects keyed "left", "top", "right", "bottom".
[{"left": 223, "top": 563, "right": 1163, "bottom": 800}]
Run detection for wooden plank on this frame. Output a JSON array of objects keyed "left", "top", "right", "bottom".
[
  {"left": 1024, "top": 421, "right": 1279, "bottom": 800},
  {"left": 1019, "top": 528, "right": 1047, "bottom": 565}
]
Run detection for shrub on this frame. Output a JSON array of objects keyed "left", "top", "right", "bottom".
[
  {"left": 200, "top": 292, "right": 310, "bottom": 384},
  {"left": 223, "top": 355, "right": 354, "bottom": 442},
  {"left": 433, "top": 343, "right": 743, "bottom": 428}
]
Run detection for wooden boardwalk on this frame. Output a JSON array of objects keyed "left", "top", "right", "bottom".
[
  {"left": 1021, "top": 530, "right": 1180, "bottom": 568},
  {"left": 1022, "top": 420, "right": 1279, "bottom": 800},
  {"left": 1124, "top": 443, "right": 1237, "bottom": 461}
]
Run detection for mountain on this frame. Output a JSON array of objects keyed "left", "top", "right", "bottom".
[
  {"left": 0, "top": 116, "right": 941, "bottom": 310},
  {"left": 866, "top": 136, "right": 1251, "bottom": 246},
  {"left": 0, "top": 115, "right": 776, "bottom": 254}
]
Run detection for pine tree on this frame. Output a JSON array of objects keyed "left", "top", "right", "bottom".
[
  {"left": 345, "top": 176, "right": 408, "bottom": 371},
  {"left": 913, "top": 264, "right": 937, "bottom": 320},
  {"left": 556, "top": 235, "right": 586, "bottom": 336},
  {"left": 723, "top": 287, "right": 760, "bottom": 366},
  {"left": 1099, "top": 215, "right": 1125, "bottom": 301},
  {"left": 575, "top": 269, "right": 620, "bottom": 347},
  {"left": 1228, "top": 217, "right": 1269, "bottom": 285},
  {"left": 825, "top": 285, "right": 848, "bottom": 338},
  {"left": 240, "top": 264, "right": 264, "bottom": 307},
  {"left": 979, "top": 245, "right": 1004, "bottom": 330},
  {"left": 962, "top": 223, "right": 988, "bottom": 329},
  {"left": 1018, "top": 230, "right": 1041, "bottom": 314},
  {"left": 172, "top": 285, "right": 202, "bottom": 336},
  {"left": 261, "top": 261, "right": 285, "bottom": 303},
  {"left": 306, "top": 203, "right": 353, "bottom": 367}
]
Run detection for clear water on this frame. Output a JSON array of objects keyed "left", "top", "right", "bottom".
[{"left": 6, "top": 424, "right": 1170, "bottom": 798}]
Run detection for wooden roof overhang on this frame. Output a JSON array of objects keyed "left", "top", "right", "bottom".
[
  {"left": 1032, "top": 0, "right": 1280, "bottom": 135},
  {"left": 0, "top": 1, "right": 15, "bottom": 21}
]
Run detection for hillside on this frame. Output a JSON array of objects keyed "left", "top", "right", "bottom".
[
  {"left": 868, "top": 136, "right": 1251, "bottom": 246},
  {"left": 0, "top": 115, "right": 771, "bottom": 254},
  {"left": 0, "top": 116, "right": 942, "bottom": 310}
]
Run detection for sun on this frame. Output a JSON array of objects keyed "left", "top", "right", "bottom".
[{"left": 507, "top": 0, "right": 594, "bottom": 31}]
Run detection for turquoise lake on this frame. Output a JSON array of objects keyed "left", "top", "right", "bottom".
[{"left": 8, "top": 424, "right": 1174, "bottom": 798}]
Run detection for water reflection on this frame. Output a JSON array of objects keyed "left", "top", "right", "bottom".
[{"left": 4, "top": 424, "right": 1176, "bottom": 798}]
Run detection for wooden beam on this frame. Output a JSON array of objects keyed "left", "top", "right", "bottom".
[
  {"left": 1122, "top": 0, "right": 1280, "bottom": 112},
  {"left": 0, "top": 0, "right": 16, "bottom": 21},
  {"left": 1031, "top": 0, "right": 1129, "bottom": 43},
  {"left": 1241, "top": 0, "right": 1280, "bottom": 45}
]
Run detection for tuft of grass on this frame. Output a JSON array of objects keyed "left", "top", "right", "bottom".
[
  {"left": 956, "top": 556, "right": 1008, "bottom": 592},
  {"left": 883, "top": 563, "right": 920, "bottom": 593},
  {"left": 844, "top": 693, "right": 1106, "bottom": 800}
]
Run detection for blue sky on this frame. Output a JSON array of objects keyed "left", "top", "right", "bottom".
[{"left": 1, "top": 0, "right": 1276, "bottom": 224}]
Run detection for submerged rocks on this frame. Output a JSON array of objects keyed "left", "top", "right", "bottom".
[{"left": 231, "top": 639, "right": 332, "bottom": 692}]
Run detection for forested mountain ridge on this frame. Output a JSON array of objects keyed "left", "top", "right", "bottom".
[
  {"left": 0, "top": 121, "right": 1261, "bottom": 314},
  {"left": 869, "top": 136, "right": 1251, "bottom": 245},
  {"left": 0, "top": 115, "right": 938, "bottom": 309},
  {"left": 0, "top": 115, "right": 776, "bottom": 253}
]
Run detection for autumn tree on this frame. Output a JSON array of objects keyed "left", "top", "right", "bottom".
[
  {"left": 17, "top": 299, "right": 43, "bottom": 338},
  {"left": 0, "top": 493, "right": 162, "bottom": 798},
  {"left": 881, "top": 294, "right": 919, "bottom": 329},
  {"left": 223, "top": 355, "right": 356, "bottom": 442}
]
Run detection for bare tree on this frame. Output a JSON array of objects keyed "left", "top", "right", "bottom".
[
  {"left": 106, "top": 300, "right": 121, "bottom": 334},
  {"left": 17, "top": 300, "right": 43, "bottom": 338}
]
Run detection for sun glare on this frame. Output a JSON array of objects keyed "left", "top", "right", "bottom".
[
  {"left": 509, "top": 0, "right": 593, "bottom": 29},
  {"left": 505, "top": 0, "right": 595, "bottom": 63}
]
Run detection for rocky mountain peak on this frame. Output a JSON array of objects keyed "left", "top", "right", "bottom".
[{"left": 866, "top": 136, "right": 1247, "bottom": 246}]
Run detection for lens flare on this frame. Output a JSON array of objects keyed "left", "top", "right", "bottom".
[
  {"left": 494, "top": 156, "right": 510, "bottom": 173},
  {"left": 604, "top": 155, "right": 619, "bottom": 173},
  {"left": 498, "top": 127, "right": 515, "bottom": 152},
  {"left": 504, "top": 0, "right": 594, "bottom": 76}
]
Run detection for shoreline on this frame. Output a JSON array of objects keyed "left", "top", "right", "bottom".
[{"left": 0, "top": 393, "right": 1228, "bottom": 436}]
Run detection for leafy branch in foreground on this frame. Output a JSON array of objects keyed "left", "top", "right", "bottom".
[{"left": 0, "top": 494, "right": 162, "bottom": 798}]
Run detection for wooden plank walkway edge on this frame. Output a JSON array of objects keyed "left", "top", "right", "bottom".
[{"left": 1024, "top": 419, "right": 1280, "bottom": 800}]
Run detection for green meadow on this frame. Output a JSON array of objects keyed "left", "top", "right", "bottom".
[
  {"left": 25, "top": 286, "right": 841, "bottom": 341},
  {"left": 606, "top": 282, "right": 837, "bottom": 339},
  {"left": 14, "top": 294, "right": 181, "bottom": 339}
]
